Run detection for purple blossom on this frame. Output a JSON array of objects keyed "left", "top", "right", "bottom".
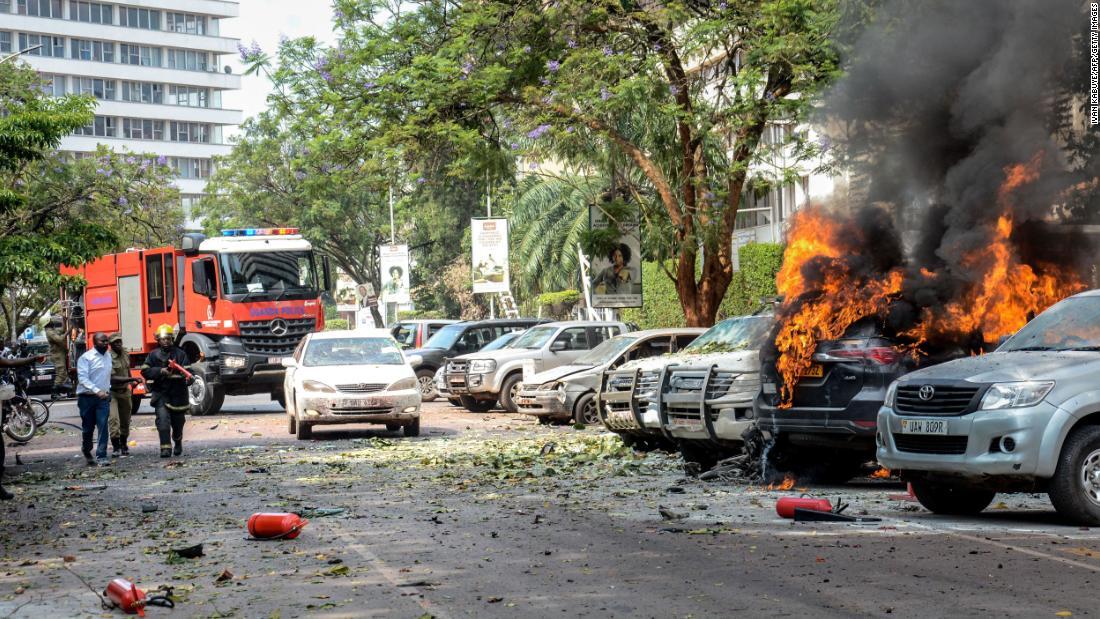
[
  {"left": 546, "top": 60, "right": 561, "bottom": 72},
  {"left": 600, "top": 87, "right": 611, "bottom": 101},
  {"left": 294, "top": 171, "right": 307, "bottom": 181},
  {"left": 669, "top": 84, "right": 680, "bottom": 96},
  {"left": 237, "top": 42, "right": 248, "bottom": 62},
  {"left": 334, "top": 8, "right": 344, "bottom": 20},
  {"left": 320, "top": 70, "right": 333, "bottom": 83},
  {"left": 416, "top": 177, "right": 427, "bottom": 184},
  {"left": 462, "top": 61, "right": 474, "bottom": 74},
  {"left": 510, "top": 142, "right": 519, "bottom": 150},
  {"left": 118, "top": 196, "right": 128, "bottom": 206},
  {"left": 250, "top": 40, "right": 263, "bottom": 56},
  {"left": 526, "top": 124, "right": 551, "bottom": 139},
  {"left": 540, "top": 77, "right": 551, "bottom": 86},
  {"left": 156, "top": 155, "right": 168, "bottom": 166},
  {"left": 602, "top": 46, "right": 613, "bottom": 57},
  {"left": 566, "top": 39, "right": 576, "bottom": 49},
  {"left": 95, "top": 168, "right": 111, "bottom": 177},
  {"left": 523, "top": 46, "right": 532, "bottom": 53},
  {"left": 529, "top": 163, "right": 537, "bottom": 170},
  {"left": 719, "top": 1, "right": 727, "bottom": 8},
  {"left": 654, "top": 43, "right": 662, "bottom": 51},
  {"left": 364, "top": 81, "right": 376, "bottom": 89},
  {"left": 279, "top": 33, "right": 289, "bottom": 45},
  {"left": 125, "top": 156, "right": 136, "bottom": 164},
  {"left": 565, "top": 126, "right": 574, "bottom": 133},
  {"left": 501, "top": 118, "right": 512, "bottom": 129}
]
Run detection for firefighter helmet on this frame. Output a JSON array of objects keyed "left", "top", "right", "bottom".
[{"left": 155, "top": 324, "right": 175, "bottom": 340}]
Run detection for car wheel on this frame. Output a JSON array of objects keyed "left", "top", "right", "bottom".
[
  {"left": 287, "top": 413, "right": 297, "bottom": 435},
  {"left": 416, "top": 369, "right": 438, "bottom": 402},
  {"left": 188, "top": 366, "right": 225, "bottom": 416},
  {"left": 296, "top": 420, "right": 312, "bottom": 440},
  {"left": 1048, "top": 425, "right": 1100, "bottom": 525},
  {"left": 459, "top": 395, "right": 495, "bottom": 413},
  {"left": 572, "top": 393, "right": 599, "bottom": 426},
  {"left": 536, "top": 416, "right": 555, "bottom": 425},
  {"left": 447, "top": 397, "right": 461, "bottom": 407},
  {"left": 499, "top": 374, "right": 523, "bottom": 413},
  {"left": 403, "top": 418, "right": 421, "bottom": 437},
  {"left": 386, "top": 423, "right": 400, "bottom": 432},
  {"left": 910, "top": 479, "right": 995, "bottom": 516}
]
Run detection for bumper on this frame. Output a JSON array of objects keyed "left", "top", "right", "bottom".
[
  {"left": 297, "top": 389, "right": 421, "bottom": 426},
  {"left": 445, "top": 372, "right": 496, "bottom": 397},
  {"left": 876, "top": 401, "right": 1064, "bottom": 478},
  {"left": 755, "top": 393, "right": 881, "bottom": 443},
  {"left": 515, "top": 388, "right": 572, "bottom": 417}
]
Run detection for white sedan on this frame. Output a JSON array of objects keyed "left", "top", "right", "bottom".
[{"left": 282, "top": 330, "right": 422, "bottom": 440}]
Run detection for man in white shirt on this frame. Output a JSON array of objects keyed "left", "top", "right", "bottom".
[{"left": 76, "top": 333, "right": 112, "bottom": 466}]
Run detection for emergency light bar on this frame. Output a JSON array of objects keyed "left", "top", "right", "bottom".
[{"left": 220, "top": 227, "right": 300, "bottom": 237}]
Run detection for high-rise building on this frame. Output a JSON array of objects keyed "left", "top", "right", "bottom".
[{"left": 1, "top": 0, "right": 242, "bottom": 229}]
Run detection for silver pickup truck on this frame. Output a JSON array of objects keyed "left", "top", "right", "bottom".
[
  {"left": 877, "top": 290, "right": 1100, "bottom": 524},
  {"left": 446, "top": 321, "right": 628, "bottom": 413}
]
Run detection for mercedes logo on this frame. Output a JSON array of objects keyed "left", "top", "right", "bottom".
[
  {"left": 270, "top": 319, "right": 289, "bottom": 337},
  {"left": 918, "top": 385, "right": 936, "bottom": 401}
]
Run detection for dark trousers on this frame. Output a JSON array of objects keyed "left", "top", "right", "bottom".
[
  {"left": 153, "top": 397, "right": 187, "bottom": 447},
  {"left": 77, "top": 393, "right": 110, "bottom": 460}
]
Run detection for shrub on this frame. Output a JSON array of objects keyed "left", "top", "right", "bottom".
[
  {"left": 535, "top": 290, "right": 581, "bottom": 307},
  {"left": 325, "top": 318, "right": 349, "bottom": 331},
  {"left": 397, "top": 310, "right": 449, "bottom": 320}
]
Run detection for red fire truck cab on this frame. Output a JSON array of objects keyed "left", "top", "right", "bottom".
[{"left": 61, "top": 228, "right": 331, "bottom": 415}]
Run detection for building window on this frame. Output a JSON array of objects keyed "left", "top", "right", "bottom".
[
  {"left": 166, "top": 12, "right": 206, "bottom": 35},
  {"left": 70, "top": 38, "right": 113, "bottom": 62},
  {"left": 168, "top": 85, "right": 209, "bottom": 108},
  {"left": 0, "top": 32, "right": 10, "bottom": 53},
  {"left": 119, "top": 6, "right": 160, "bottom": 30},
  {"left": 169, "top": 121, "right": 210, "bottom": 143},
  {"left": 74, "top": 115, "right": 116, "bottom": 138},
  {"left": 74, "top": 77, "right": 115, "bottom": 100},
  {"left": 120, "top": 80, "right": 162, "bottom": 104},
  {"left": 19, "top": 33, "right": 64, "bottom": 57},
  {"left": 122, "top": 118, "right": 163, "bottom": 140},
  {"left": 0, "top": 1, "right": 10, "bottom": 14},
  {"left": 69, "top": 1, "right": 110, "bottom": 24},
  {"left": 170, "top": 157, "right": 211, "bottom": 179},
  {"left": 120, "top": 44, "right": 161, "bottom": 67},
  {"left": 40, "top": 74, "right": 65, "bottom": 96},
  {"left": 17, "top": 0, "right": 61, "bottom": 18},
  {"left": 167, "top": 49, "right": 209, "bottom": 72}
]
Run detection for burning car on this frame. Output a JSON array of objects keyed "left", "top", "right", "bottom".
[{"left": 878, "top": 290, "right": 1100, "bottom": 525}]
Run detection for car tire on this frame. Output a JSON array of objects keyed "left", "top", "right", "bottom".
[
  {"left": 386, "top": 423, "right": 400, "bottom": 432},
  {"left": 188, "top": 367, "right": 225, "bottom": 416},
  {"left": 296, "top": 420, "right": 312, "bottom": 440},
  {"left": 572, "top": 393, "right": 599, "bottom": 426},
  {"left": 499, "top": 373, "right": 523, "bottom": 413},
  {"left": 287, "top": 414, "right": 297, "bottom": 435},
  {"left": 459, "top": 395, "right": 495, "bottom": 413},
  {"left": 536, "top": 416, "right": 555, "bottom": 426},
  {"left": 416, "top": 369, "right": 438, "bottom": 402},
  {"left": 403, "top": 418, "right": 421, "bottom": 437},
  {"left": 911, "top": 479, "right": 995, "bottom": 516},
  {"left": 447, "top": 397, "right": 462, "bottom": 407},
  {"left": 1048, "top": 425, "right": 1100, "bottom": 525}
]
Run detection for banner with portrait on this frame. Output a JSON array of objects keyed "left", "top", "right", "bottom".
[
  {"left": 589, "top": 206, "right": 642, "bottom": 308},
  {"left": 379, "top": 244, "right": 411, "bottom": 304},
  {"left": 471, "top": 218, "right": 510, "bottom": 294}
]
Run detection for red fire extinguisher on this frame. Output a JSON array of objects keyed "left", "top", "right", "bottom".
[
  {"left": 776, "top": 496, "right": 835, "bottom": 519},
  {"left": 247, "top": 512, "right": 309, "bottom": 540},
  {"left": 105, "top": 579, "right": 147, "bottom": 616},
  {"left": 167, "top": 360, "right": 193, "bottom": 380}
]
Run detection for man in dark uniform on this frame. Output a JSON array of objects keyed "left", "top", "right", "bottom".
[
  {"left": 45, "top": 317, "right": 69, "bottom": 397},
  {"left": 140, "top": 324, "right": 193, "bottom": 458},
  {"left": 107, "top": 333, "right": 138, "bottom": 458}
]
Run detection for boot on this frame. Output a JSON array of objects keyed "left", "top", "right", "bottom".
[
  {"left": 111, "top": 437, "right": 121, "bottom": 458},
  {"left": 173, "top": 440, "right": 183, "bottom": 456},
  {"left": 160, "top": 445, "right": 171, "bottom": 458},
  {"left": 83, "top": 450, "right": 96, "bottom": 466},
  {"left": 120, "top": 438, "right": 130, "bottom": 457},
  {"left": 0, "top": 485, "right": 12, "bottom": 501}
]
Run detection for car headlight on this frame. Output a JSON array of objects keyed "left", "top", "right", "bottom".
[
  {"left": 884, "top": 381, "right": 898, "bottom": 408},
  {"left": 469, "top": 359, "right": 496, "bottom": 374},
  {"left": 537, "top": 381, "right": 559, "bottom": 391},
  {"left": 223, "top": 354, "right": 247, "bottom": 369},
  {"left": 979, "top": 381, "right": 1054, "bottom": 411},
  {"left": 302, "top": 380, "right": 335, "bottom": 393},
  {"left": 389, "top": 377, "right": 418, "bottom": 391}
]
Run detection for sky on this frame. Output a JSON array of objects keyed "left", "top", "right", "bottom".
[{"left": 221, "top": 1, "right": 338, "bottom": 129}]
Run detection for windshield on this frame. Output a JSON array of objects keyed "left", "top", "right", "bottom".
[
  {"left": 575, "top": 335, "right": 638, "bottom": 365},
  {"left": 482, "top": 331, "right": 520, "bottom": 351},
  {"left": 392, "top": 324, "right": 417, "bottom": 348},
  {"left": 424, "top": 323, "right": 465, "bottom": 350},
  {"left": 999, "top": 297, "right": 1100, "bottom": 352},
  {"left": 303, "top": 337, "right": 404, "bottom": 366},
  {"left": 218, "top": 251, "right": 318, "bottom": 298},
  {"left": 512, "top": 326, "right": 557, "bottom": 349},
  {"left": 682, "top": 316, "right": 772, "bottom": 354}
]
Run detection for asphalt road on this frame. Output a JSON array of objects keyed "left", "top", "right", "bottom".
[{"left": 1, "top": 396, "right": 1098, "bottom": 618}]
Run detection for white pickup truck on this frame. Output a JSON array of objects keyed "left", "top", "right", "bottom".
[{"left": 445, "top": 321, "right": 628, "bottom": 413}]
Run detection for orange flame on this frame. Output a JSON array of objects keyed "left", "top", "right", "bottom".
[
  {"left": 871, "top": 467, "right": 891, "bottom": 479},
  {"left": 766, "top": 473, "right": 797, "bottom": 491}
]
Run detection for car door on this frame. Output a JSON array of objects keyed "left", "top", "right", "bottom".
[
  {"left": 544, "top": 327, "right": 590, "bottom": 371},
  {"left": 285, "top": 338, "right": 307, "bottom": 417}
]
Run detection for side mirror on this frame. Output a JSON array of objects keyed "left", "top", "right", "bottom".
[
  {"left": 406, "top": 354, "right": 423, "bottom": 367},
  {"left": 280, "top": 357, "right": 297, "bottom": 368},
  {"left": 550, "top": 340, "right": 567, "bottom": 352}
]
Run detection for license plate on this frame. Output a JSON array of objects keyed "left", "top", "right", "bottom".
[
  {"left": 900, "top": 418, "right": 949, "bottom": 435},
  {"left": 801, "top": 365, "right": 824, "bottom": 378},
  {"left": 36, "top": 375, "right": 51, "bottom": 382},
  {"left": 268, "top": 357, "right": 283, "bottom": 364},
  {"left": 517, "top": 397, "right": 535, "bottom": 405},
  {"left": 670, "top": 417, "right": 704, "bottom": 430},
  {"left": 337, "top": 398, "right": 387, "bottom": 408}
]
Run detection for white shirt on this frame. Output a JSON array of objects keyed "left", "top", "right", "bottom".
[{"left": 76, "top": 348, "right": 111, "bottom": 395}]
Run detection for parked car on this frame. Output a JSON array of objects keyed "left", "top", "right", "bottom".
[
  {"left": 516, "top": 328, "right": 705, "bottom": 425},
  {"left": 435, "top": 330, "right": 527, "bottom": 406},
  {"left": 447, "top": 321, "right": 629, "bottom": 413},
  {"left": 281, "top": 330, "right": 421, "bottom": 440},
  {"left": 390, "top": 319, "right": 460, "bottom": 350},
  {"left": 19, "top": 338, "right": 55, "bottom": 395},
  {"left": 407, "top": 319, "right": 547, "bottom": 401},
  {"left": 877, "top": 290, "right": 1100, "bottom": 524}
]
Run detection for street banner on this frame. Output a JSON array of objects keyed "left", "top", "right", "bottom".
[
  {"left": 589, "top": 206, "right": 643, "bottom": 308},
  {"left": 471, "top": 218, "right": 510, "bottom": 294},
  {"left": 379, "top": 244, "right": 411, "bottom": 304},
  {"left": 335, "top": 270, "right": 360, "bottom": 313}
]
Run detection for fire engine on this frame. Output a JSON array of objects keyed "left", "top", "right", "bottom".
[{"left": 61, "top": 228, "right": 331, "bottom": 415}]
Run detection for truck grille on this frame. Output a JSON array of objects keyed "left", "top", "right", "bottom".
[
  {"left": 239, "top": 318, "right": 316, "bottom": 356},
  {"left": 893, "top": 434, "right": 968, "bottom": 455},
  {"left": 895, "top": 385, "right": 981, "bottom": 415},
  {"left": 447, "top": 360, "right": 469, "bottom": 373},
  {"left": 336, "top": 383, "right": 387, "bottom": 393}
]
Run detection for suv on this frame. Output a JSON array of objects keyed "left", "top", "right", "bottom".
[
  {"left": 516, "top": 328, "right": 704, "bottom": 425},
  {"left": 755, "top": 320, "right": 915, "bottom": 482},
  {"left": 408, "top": 319, "right": 546, "bottom": 401},
  {"left": 878, "top": 290, "right": 1100, "bottom": 524},
  {"left": 447, "top": 321, "right": 629, "bottom": 413},
  {"left": 390, "top": 319, "right": 459, "bottom": 350},
  {"left": 598, "top": 316, "right": 772, "bottom": 462}
]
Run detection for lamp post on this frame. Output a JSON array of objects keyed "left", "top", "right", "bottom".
[{"left": 1, "top": 44, "right": 43, "bottom": 64}]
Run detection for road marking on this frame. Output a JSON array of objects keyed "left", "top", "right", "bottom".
[
  {"left": 333, "top": 527, "right": 452, "bottom": 619},
  {"left": 943, "top": 531, "right": 1100, "bottom": 572}
]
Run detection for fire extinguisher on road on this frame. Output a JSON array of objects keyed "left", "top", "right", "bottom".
[{"left": 104, "top": 578, "right": 174, "bottom": 616}]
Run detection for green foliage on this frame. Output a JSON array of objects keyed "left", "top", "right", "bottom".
[
  {"left": 324, "top": 319, "right": 350, "bottom": 331},
  {"left": 718, "top": 243, "right": 785, "bottom": 318},
  {"left": 535, "top": 290, "right": 581, "bottom": 307},
  {"left": 397, "top": 310, "right": 448, "bottom": 320},
  {"left": 619, "top": 262, "right": 687, "bottom": 330}
]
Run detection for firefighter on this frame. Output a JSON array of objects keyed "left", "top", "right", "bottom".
[
  {"left": 140, "top": 325, "right": 193, "bottom": 458},
  {"left": 107, "top": 333, "right": 138, "bottom": 458},
  {"left": 45, "top": 316, "right": 69, "bottom": 398}
]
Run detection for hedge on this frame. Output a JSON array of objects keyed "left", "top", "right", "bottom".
[
  {"left": 620, "top": 242, "right": 784, "bottom": 329},
  {"left": 325, "top": 318, "right": 350, "bottom": 331}
]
